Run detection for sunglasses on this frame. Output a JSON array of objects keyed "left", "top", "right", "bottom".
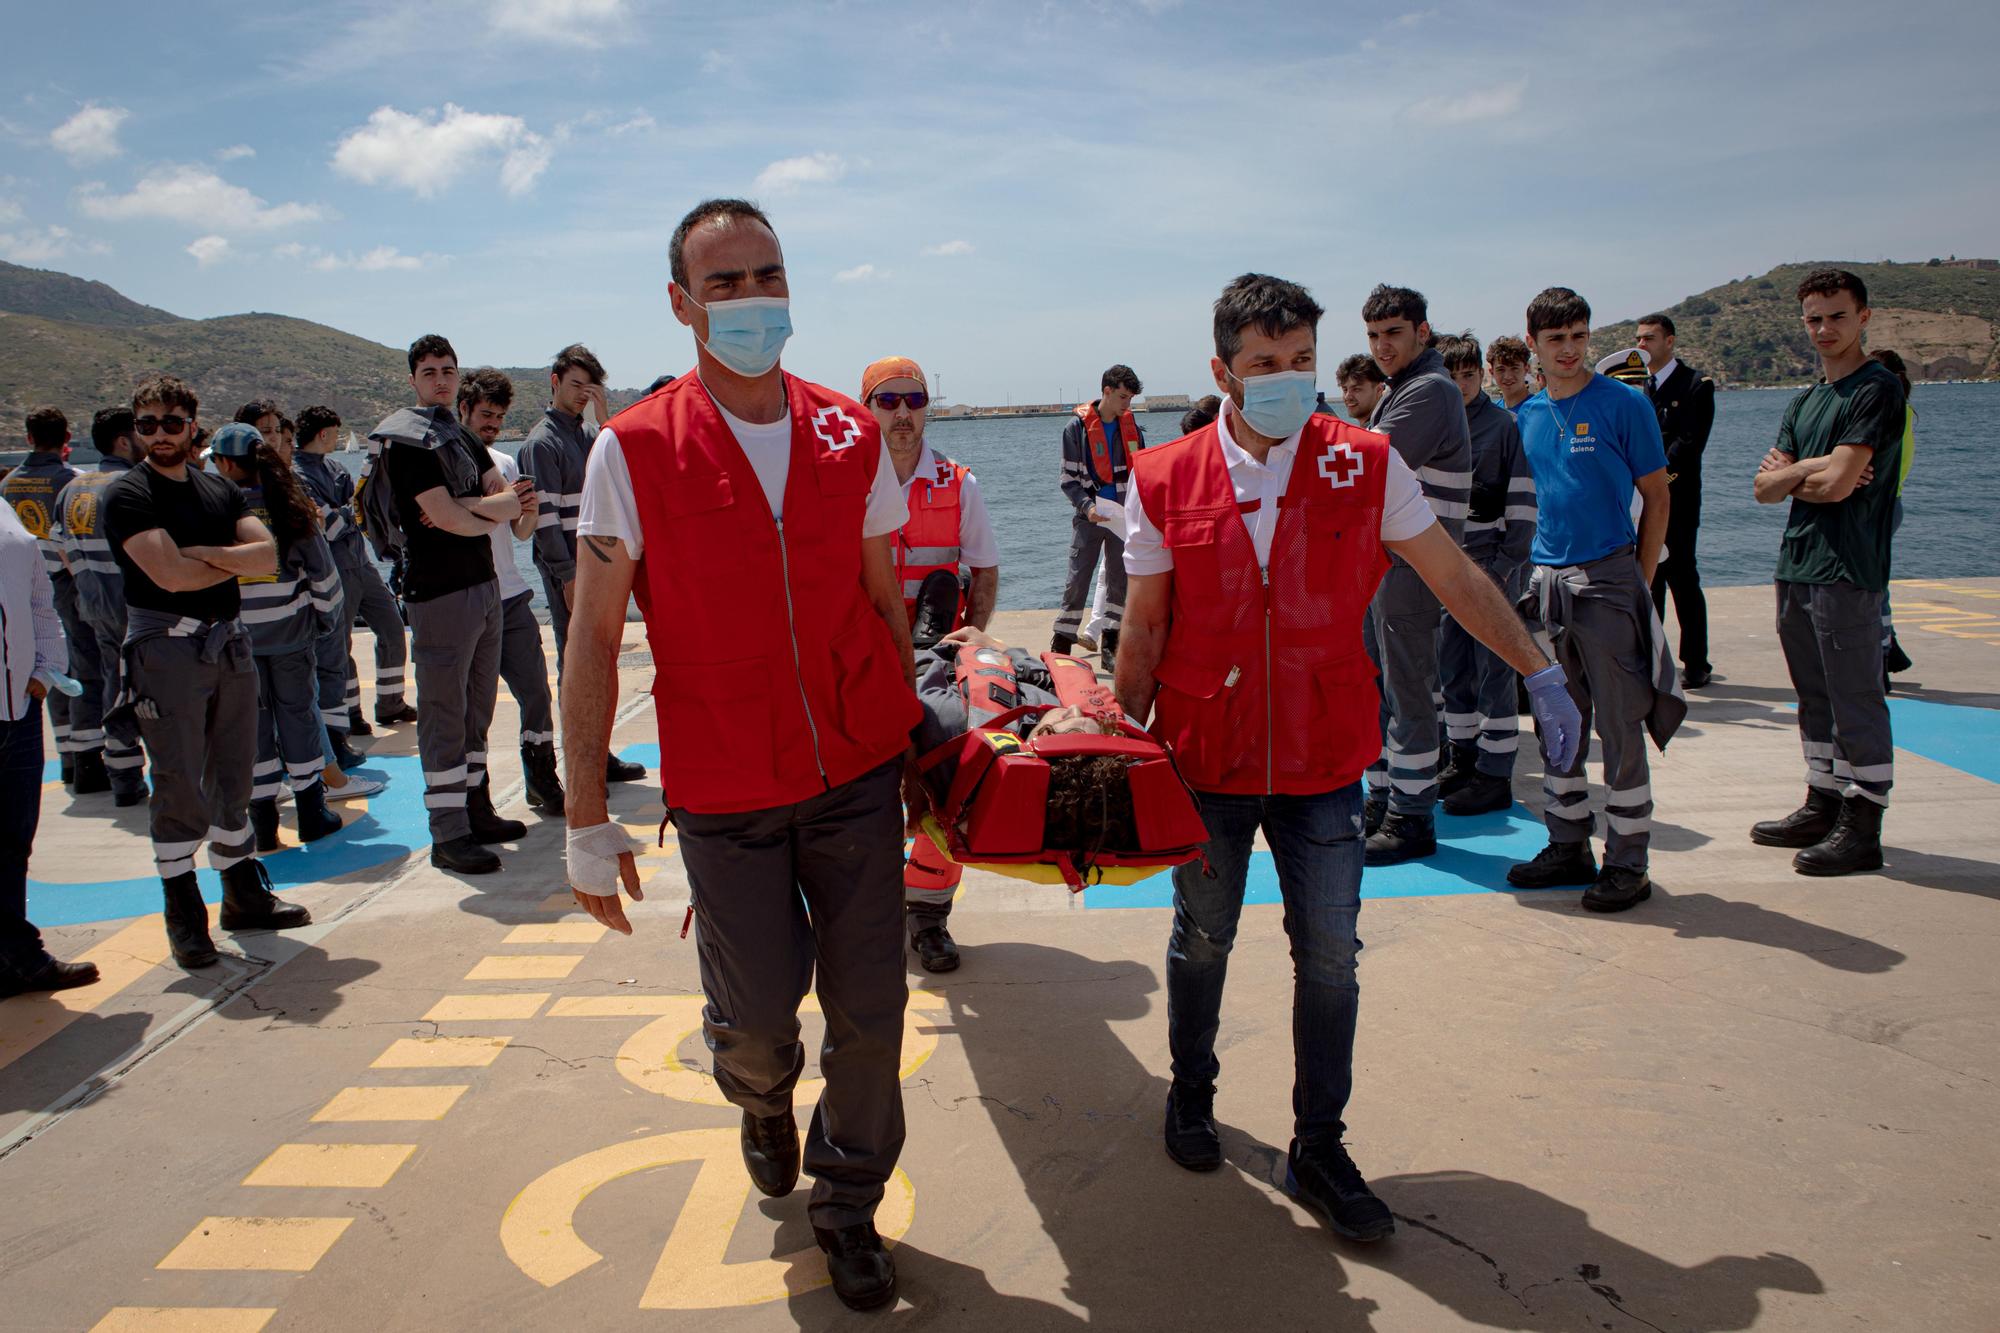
[
  {"left": 871, "top": 391, "right": 928, "bottom": 410},
  {"left": 134, "top": 415, "right": 192, "bottom": 436}
]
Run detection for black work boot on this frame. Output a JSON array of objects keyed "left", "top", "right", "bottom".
[
  {"left": 219, "top": 859, "right": 312, "bottom": 931},
  {"left": 813, "top": 1223, "right": 897, "bottom": 1311},
  {"left": 250, "top": 797, "right": 282, "bottom": 853},
  {"left": 1099, "top": 628, "right": 1120, "bottom": 678},
  {"left": 740, "top": 1108, "right": 800, "bottom": 1198},
  {"left": 1051, "top": 632, "right": 1076, "bottom": 656},
  {"left": 72, "top": 750, "right": 111, "bottom": 794},
  {"left": 294, "top": 780, "right": 344, "bottom": 843},
  {"left": 1794, "top": 797, "right": 1885, "bottom": 877},
  {"left": 1883, "top": 634, "right": 1912, "bottom": 675},
  {"left": 606, "top": 752, "right": 647, "bottom": 784},
  {"left": 375, "top": 700, "right": 417, "bottom": 726},
  {"left": 1364, "top": 811, "right": 1436, "bottom": 866},
  {"left": 1164, "top": 1080, "right": 1222, "bottom": 1171},
  {"left": 1442, "top": 770, "right": 1513, "bottom": 817},
  {"left": 1506, "top": 839, "right": 1598, "bottom": 889},
  {"left": 431, "top": 835, "right": 501, "bottom": 874},
  {"left": 1750, "top": 787, "right": 1841, "bottom": 848},
  {"left": 1, "top": 957, "right": 101, "bottom": 998},
  {"left": 522, "top": 742, "right": 565, "bottom": 815},
  {"left": 161, "top": 872, "right": 217, "bottom": 969},
  {"left": 1286, "top": 1138, "right": 1395, "bottom": 1242},
  {"left": 909, "top": 920, "right": 960, "bottom": 973},
  {"left": 1436, "top": 742, "right": 1478, "bottom": 799},
  {"left": 466, "top": 782, "right": 527, "bottom": 844},
  {"left": 909, "top": 569, "right": 963, "bottom": 652},
  {"left": 1581, "top": 865, "right": 1653, "bottom": 912},
  {"left": 113, "top": 778, "right": 149, "bottom": 808},
  {"left": 346, "top": 708, "right": 374, "bottom": 737},
  {"left": 60, "top": 754, "right": 74, "bottom": 786},
  {"left": 1362, "top": 789, "right": 1388, "bottom": 838},
  {"left": 327, "top": 730, "right": 365, "bottom": 772}
]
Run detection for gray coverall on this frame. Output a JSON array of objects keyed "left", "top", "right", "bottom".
[
  {"left": 498, "top": 589, "right": 554, "bottom": 746},
  {"left": 296, "top": 451, "right": 408, "bottom": 718},
  {"left": 237, "top": 488, "right": 341, "bottom": 802},
  {"left": 2, "top": 455, "right": 100, "bottom": 766},
  {"left": 517, "top": 406, "right": 593, "bottom": 673},
  {"left": 54, "top": 460, "right": 146, "bottom": 796}
]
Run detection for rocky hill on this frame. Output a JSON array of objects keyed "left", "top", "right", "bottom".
[
  {"left": 0, "top": 260, "right": 644, "bottom": 447},
  {"left": 1593, "top": 259, "right": 1998, "bottom": 385}
]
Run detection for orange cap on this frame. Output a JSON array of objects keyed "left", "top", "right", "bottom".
[{"left": 861, "top": 355, "right": 927, "bottom": 402}]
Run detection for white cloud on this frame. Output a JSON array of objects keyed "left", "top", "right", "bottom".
[
  {"left": 273, "top": 241, "right": 307, "bottom": 259},
  {"left": 76, "top": 165, "right": 325, "bottom": 233},
  {"left": 754, "top": 152, "right": 847, "bottom": 194},
  {"left": 1408, "top": 79, "right": 1528, "bottom": 127},
  {"left": 50, "top": 104, "right": 128, "bottom": 164},
  {"left": 493, "top": 0, "right": 626, "bottom": 45},
  {"left": 305, "top": 245, "right": 434, "bottom": 272},
  {"left": 0, "top": 198, "right": 22, "bottom": 224},
  {"left": 332, "top": 104, "right": 551, "bottom": 198},
  {"left": 922, "top": 239, "right": 975, "bottom": 257},
  {"left": 835, "top": 263, "right": 882, "bottom": 282},
  {"left": 217, "top": 144, "right": 256, "bottom": 162},
  {"left": 606, "top": 112, "right": 656, "bottom": 136},
  {"left": 186, "top": 235, "right": 231, "bottom": 267},
  {"left": 700, "top": 50, "right": 731, "bottom": 74},
  {"left": 0, "top": 224, "right": 105, "bottom": 264}
]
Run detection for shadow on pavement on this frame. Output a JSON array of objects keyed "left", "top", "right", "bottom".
[
  {"left": 1505, "top": 890, "right": 1906, "bottom": 973},
  {"left": 1878, "top": 846, "right": 2000, "bottom": 902},
  {"left": 0, "top": 1008, "right": 149, "bottom": 1116},
  {"left": 163, "top": 942, "right": 382, "bottom": 1025}
]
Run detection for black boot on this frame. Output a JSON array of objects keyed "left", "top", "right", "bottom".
[
  {"left": 1364, "top": 811, "right": 1436, "bottom": 865},
  {"left": 1750, "top": 787, "right": 1842, "bottom": 848},
  {"left": 522, "top": 742, "right": 565, "bottom": 815},
  {"left": 1362, "top": 789, "right": 1388, "bottom": 837},
  {"left": 219, "top": 859, "right": 312, "bottom": 931},
  {"left": 60, "top": 754, "right": 74, "bottom": 786},
  {"left": 161, "top": 872, "right": 217, "bottom": 969},
  {"left": 1581, "top": 865, "right": 1653, "bottom": 912},
  {"left": 1883, "top": 634, "right": 1912, "bottom": 675},
  {"left": 1506, "top": 839, "right": 1598, "bottom": 888},
  {"left": 908, "top": 920, "right": 960, "bottom": 973},
  {"left": 347, "top": 708, "right": 374, "bottom": 737},
  {"left": 813, "top": 1223, "right": 897, "bottom": 1312},
  {"left": 1051, "top": 632, "right": 1076, "bottom": 655},
  {"left": 1436, "top": 742, "right": 1478, "bottom": 799},
  {"left": 295, "top": 780, "right": 344, "bottom": 842},
  {"left": 113, "top": 779, "right": 149, "bottom": 808},
  {"left": 250, "top": 797, "right": 281, "bottom": 853},
  {"left": 72, "top": 750, "right": 111, "bottom": 794},
  {"left": 1099, "top": 628, "right": 1120, "bottom": 678},
  {"left": 431, "top": 834, "right": 501, "bottom": 874},
  {"left": 1286, "top": 1139, "right": 1395, "bottom": 1242},
  {"left": 375, "top": 700, "right": 418, "bottom": 725},
  {"left": 328, "top": 730, "right": 365, "bottom": 772},
  {"left": 467, "top": 782, "right": 527, "bottom": 844},
  {"left": 1794, "top": 797, "right": 1885, "bottom": 877},
  {"left": 1164, "top": 1080, "right": 1222, "bottom": 1172},
  {"left": 606, "top": 752, "right": 647, "bottom": 784},
  {"left": 740, "top": 1108, "right": 800, "bottom": 1198},
  {"left": 1442, "top": 770, "right": 1513, "bottom": 816}
]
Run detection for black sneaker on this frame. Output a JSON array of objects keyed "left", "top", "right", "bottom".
[
  {"left": 1361, "top": 790, "right": 1388, "bottom": 838},
  {"left": 1285, "top": 1139, "right": 1395, "bottom": 1242},
  {"left": 1681, "top": 666, "right": 1713, "bottom": 690},
  {"left": 740, "top": 1108, "right": 799, "bottom": 1198},
  {"left": 1581, "top": 865, "right": 1652, "bottom": 913},
  {"left": 606, "top": 754, "right": 647, "bottom": 784},
  {"left": 909, "top": 924, "right": 960, "bottom": 973},
  {"left": 814, "top": 1223, "right": 897, "bottom": 1311},
  {"left": 1441, "top": 771, "right": 1512, "bottom": 816},
  {"left": 1506, "top": 839, "right": 1598, "bottom": 889},
  {"left": 1163, "top": 1080, "right": 1222, "bottom": 1171},
  {"left": 1364, "top": 812, "right": 1436, "bottom": 866}
]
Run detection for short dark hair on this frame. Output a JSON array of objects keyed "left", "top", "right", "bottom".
[
  {"left": 645, "top": 373, "right": 677, "bottom": 395},
  {"left": 1526, "top": 287, "right": 1592, "bottom": 338},
  {"left": 1101, "top": 364, "right": 1142, "bottom": 395},
  {"left": 1869, "top": 348, "right": 1912, "bottom": 399},
  {"left": 457, "top": 367, "right": 515, "bottom": 413},
  {"left": 407, "top": 333, "right": 458, "bottom": 374},
  {"left": 1335, "top": 352, "right": 1385, "bottom": 387},
  {"left": 91, "top": 406, "right": 135, "bottom": 452},
  {"left": 234, "top": 399, "right": 280, "bottom": 426},
  {"left": 1637, "top": 312, "right": 1676, "bottom": 338},
  {"left": 1486, "top": 335, "right": 1531, "bottom": 369},
  {"left": 1043, "top": 754, "right": 1139, "bottom": 871},
  {"left": 669, "top": 197, "right": 775, "bottom": 291},
  {"left": 296, "top": 405, "right": 341, "bottom": 447},
  {"left": 1797, "top": 267, "right": 1868, "bottom": 308},
  {"left": 1212, "top": 273, "right": 1324, "bottom": 368},
  {"left": 551, "top": 343, "right": 606, "bottom": 385},
  {"left": 24, "top": 407, "right": 67, "bottom": 451},
  {"left": 1436, "top": 330, "right": 1483, "bottom": 376},
  {"left": 1361, "top": 283, "right": 1428, "bottom": 327},
  {"left": 1180, "top": 395, "right": 1221, "bottom": 435},
  {"left": 132, "top": 374, "right": 199, "bottom": 416}
]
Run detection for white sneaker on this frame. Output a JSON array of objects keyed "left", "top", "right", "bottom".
[
  {"left": 1076, "top": 632, "right": 1099, "bottom": 652},
  {"left": 327, "top": 774, "right": 386, "bottom": 800}
]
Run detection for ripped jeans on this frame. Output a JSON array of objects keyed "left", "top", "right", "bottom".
[{"left": 1166, "top": 782, "right": 1364, "bottom": 1150}]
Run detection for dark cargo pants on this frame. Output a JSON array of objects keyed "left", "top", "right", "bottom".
[
  {"left": 1054, "top": 511, "right": 1125, "bottom": 641},
  {"left": 407, "top": 581, "right": 501, "bottom": 843},
  {"left": 1777, "top": 579, "right": 1892, "bottom": 807},
  {"left": 1364, "top": 563, "right": 1443, "bottom": 814},
  {"left": 130, "top": 633, "right": 258, "bottom": 878},
  {"left": 499, "top": 590, "right": 554, "bottom": 745},
  {"left": 339, "top": 560, "right": 409, "bottom": 715}
]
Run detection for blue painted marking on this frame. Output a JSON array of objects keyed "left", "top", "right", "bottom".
[{"left": 1887, "top": 697, "right": 2000, "bottom": 785}]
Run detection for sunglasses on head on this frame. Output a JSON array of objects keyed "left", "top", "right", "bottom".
[
  {"left": 871, "top": 391, "right": 928, "bottom": 410},
  {"left": 134, "top": 415, "right": 192, "bottom": 436}
]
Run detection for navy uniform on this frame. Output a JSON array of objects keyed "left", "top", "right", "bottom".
[
  {"left": 2, "top": 451, "right": 102, "bottom": 788},
  {"left": 294, "top": 448, "right": 411, "bottom": 726},
  {"left": 516, "top": 405, "right": 592, "bottom": 672},
  {"left": 53, "top": 455, "right": 147, "bottom": 803},
  {"left": 486, "top": 446, "right": 563, "bottom": 813}
]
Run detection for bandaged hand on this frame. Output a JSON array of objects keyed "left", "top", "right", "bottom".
[
  {"left": 1525, "top": 663, "right": 1583, "bottom": 774},
  {"left": 565, "top": 822, "right": 647, "bottom": 932}
]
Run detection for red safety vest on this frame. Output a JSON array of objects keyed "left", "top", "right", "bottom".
[
  {"left": 895, "top": 450, "right": 968, "bottom": 626},
  {"left": 1133, "top": 415, "right": 1391, "bottom": 796},
  {"left": 1077, "top": 402, "right": 1142, "bottom": 490},
  {"left": 613, "top": 373, "right": 920, "bottom": 814}
]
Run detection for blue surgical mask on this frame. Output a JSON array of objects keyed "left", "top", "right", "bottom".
[
  {"left": 1228, "top": 369, "right": 1317, "bottom": 439},
  {"left": 686, "top": 294, "right": 792, "bottom": 377}
]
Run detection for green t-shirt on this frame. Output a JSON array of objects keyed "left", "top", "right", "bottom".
[{"left": 1774, "top": 360, "right": 1906, "bottom": 592}]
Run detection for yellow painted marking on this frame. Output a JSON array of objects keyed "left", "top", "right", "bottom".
[
  {"left": 466, "top": 954, "right": 582, "bottom": 981},
  {"left": 501, "top": 1126, "right": 915, "bottom": 1308},
  {"left": 372, "top": 1036, "right": 510, "bottom": 1068},
  {"left": 312, "top": 1085, "right": 469, "bottom": 1122},
  {"left": 536, "top": 891, "right": 585, "bottom": 913},
  {"left": 91, "top": 1309, "right": 276, "bottom": 1332},
  {"left": 424, "top": 993, "right": 549, "bottom": 1022},
  {"left": 613, "top": 990, "right": 946, "bottom": 1108},
  {"left": 157, "top": 1217, "right": 352, "bottom": 1271},
  {"left": 0, "top": 913, "right": 200, "bottom": 1072},
  {"left": 504, "top": 922, "right": 607, "bottom": 945},
  {"left": 548, "top": 995, "right": 690, "bottom": 1018},
  {"left": 244, "top": 1143, "right": 417, "bottom": 1188}
]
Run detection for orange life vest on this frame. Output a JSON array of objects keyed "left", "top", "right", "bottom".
[
  {"left": 1077, "top": 402, "right": 1142, "bottom": 492},
  {"left": 896, "top": 449, "right": 968, "bottom": 626}
]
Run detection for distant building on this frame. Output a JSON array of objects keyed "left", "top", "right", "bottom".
[
  {"left": 1136, "top": 394, "right": 1193, "bottom": 412},
  {"left": 1933, "top": 257, "right": 1998, "bottom": 271}
]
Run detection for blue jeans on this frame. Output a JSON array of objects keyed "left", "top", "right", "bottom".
[
  {"left": 1166, "top": 782, "right": 1364, "bottom": 1149},
  {"left": 0, "top": 706, "right": 50, "bottom": 983}
]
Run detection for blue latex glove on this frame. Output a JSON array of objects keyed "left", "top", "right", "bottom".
[{"left": 1525, "top": 663, "right": 1582, "bottom": 774}]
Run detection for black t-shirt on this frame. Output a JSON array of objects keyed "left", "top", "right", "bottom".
[
  {"left": 384, "top": 437, "right": 497, "bottom": 603},
  {"left": 101, "top": 461, "right": 250, "bottom": 621}
]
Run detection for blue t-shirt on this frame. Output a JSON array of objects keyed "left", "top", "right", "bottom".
[
  {"left": 1098, "top": 421, "right": 1124, "bottom": 502},
  {"left": 1516, "top": 374, "right": 1667, "bottom": 566}
]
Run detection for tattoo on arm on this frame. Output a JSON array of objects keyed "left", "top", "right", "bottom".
[{"left": 584, "top": 535, "right": 618, "bottom": 563}]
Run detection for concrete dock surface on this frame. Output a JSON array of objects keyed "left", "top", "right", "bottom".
[{"left": 2, "top": 579, "right": 1996, "bottom": 1331}]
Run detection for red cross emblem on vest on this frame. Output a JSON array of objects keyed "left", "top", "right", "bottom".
[
  {"left": 812, "top": 406, "right": 862, "bottom": 451},
  {"left": 1317, "top": 442, "right": 1363, "bottom": 489}
]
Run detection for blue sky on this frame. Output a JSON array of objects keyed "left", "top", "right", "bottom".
[{"left": 3, "top": 0, "right": 1996, "bottom": 402}]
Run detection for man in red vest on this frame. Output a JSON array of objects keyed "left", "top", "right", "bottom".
[
  {"left": 860, "top": 354, "right": 1000, "bottom": 974},
  {"left": 1117, "top": 273, "right": 1582, "bottom": 1244},
  {"left": 561, "top": 198, "right": 919, "bottom": 1312}
]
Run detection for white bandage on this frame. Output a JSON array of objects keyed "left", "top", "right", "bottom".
[{"left": 565, "top": 821, "right": 648, "bottom": 897}]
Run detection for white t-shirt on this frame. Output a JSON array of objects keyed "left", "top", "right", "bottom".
[
  {"left": 486, "top": 447, "right": 531, "bottom": 601},
  {"left": 1123, "top": 396, "right": 1435, "bottom": 574},
  {"left": 578, "top": 384, "right": 908, "bottom": 560},
  {"left": 902, "top": 443, "right": 1000, "bottom": 568}
]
